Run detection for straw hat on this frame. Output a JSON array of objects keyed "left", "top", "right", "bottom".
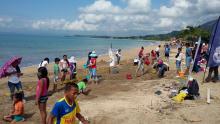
[{"left": 69, "top": 56, "right": 77, "bottom": 63}]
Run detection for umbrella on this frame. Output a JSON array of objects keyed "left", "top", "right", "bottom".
[{"left": 0, "top": 56, "right": 22, "bottom": 78}]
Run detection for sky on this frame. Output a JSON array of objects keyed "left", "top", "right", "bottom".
[{"left": 0, "top": 0, "right": 220, "bottom": 36}]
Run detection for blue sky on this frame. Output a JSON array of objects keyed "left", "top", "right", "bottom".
[{"left": 0, "top": 0, "right": 219, "bottom": 36}]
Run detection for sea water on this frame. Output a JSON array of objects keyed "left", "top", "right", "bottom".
[{"left": 0, "top": 34, "right": 160, "bottom": 67}]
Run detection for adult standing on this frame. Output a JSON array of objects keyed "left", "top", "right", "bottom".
[{"left": 5, "top": 58, "right": 24, "bottom": 100}]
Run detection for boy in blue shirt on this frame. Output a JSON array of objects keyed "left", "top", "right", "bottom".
[{"left": 47, "top": 83, "right": 89, "bottom": 124}]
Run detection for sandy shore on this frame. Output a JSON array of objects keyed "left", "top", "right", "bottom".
[{"left": 1, "top": 43, "right": 220, "bottom": 124}]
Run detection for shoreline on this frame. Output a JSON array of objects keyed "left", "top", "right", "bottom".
[
  {"left": 0, "top": 43, "right": 161, "bottom": 84},
  {"left": 18, "top": 41, "right": 161, "bottom": 69}
]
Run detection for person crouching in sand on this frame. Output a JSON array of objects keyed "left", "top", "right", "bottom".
[{"left": 77, "top": 78, "right": 91, "bottom": 95}]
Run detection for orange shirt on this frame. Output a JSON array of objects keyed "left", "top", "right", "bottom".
[{"left": 13, "top": 101, "right": 24, "bottom": 115}]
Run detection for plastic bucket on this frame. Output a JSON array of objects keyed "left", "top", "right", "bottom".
[{"left": 179, "top": 71, "right": 184, "bottom": 77}]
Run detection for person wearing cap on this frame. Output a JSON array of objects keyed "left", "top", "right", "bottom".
[
  {"left": 69, "top": 56, "right": 77, "bottom": 80},
  {"left": 88, "top": 51, "right": 98, "bottom": 84}
]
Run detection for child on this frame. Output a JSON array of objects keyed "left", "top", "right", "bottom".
[
  {"left": 151, "top": 50, "right": 157, "bottom": 65},
  {"left": 116, "top": 49, "right": 121, "bottom": 65},
  {"left": 77, "top": 78, "right": 91, "bottom": 95},
  {"left": 164, "top": 44, "right": 170, "bottom": 62},
  {"left": 88, "top": 51, "right": 98, "bottom": 84},
  {"left": 153, "top": 59, "right": 169, "bottom": 78},
  {"left": 3, "top": 92, "right": 25, "bottom": 123},
  {"left": 47, "top": 83, "right": 89, "bottom": 124},
  {"left": 53, "top": 58, "right": 60, "bottom": 92},
  {"left": 39, "top": 57, "right": 49, "bottom": 69},
  {"left": 69, "top": 56, "right": 77, "bottom": 80},
  {"left": 35, "top": 67, "right": 50, "bottom": 124},
  {"left": 175, "top": 48, "right": 184, "bottom": 77},
  {"left": 60, "top": 55, "right": 70, "bottom": 83},
  {"left": 155, "top": 45, "right": 161, "bottom": 59}
]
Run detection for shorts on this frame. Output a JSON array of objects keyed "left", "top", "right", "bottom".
[
  {"left": 12, "top": 115, "right": 24, "bottom": 122},
  {"left": 91, "top": 68, "right": 97, "bottom": 78},
  {"left": 53, "top": 75, "right": 59, "bottom": 83},
  {"left": 176, "top": 60, "right": 181, "bottom": 70},
  {"left": 39, "top": 96, "right": 48, "bottom": 103},
  {"left": 61, "top": 69, "right": 68, "bottom": 73},
  {"left": 8, "top": 81, "right": 23, "bottom": 95},
  {"left": 165, "top": 53, "right": 169, "bottom": 57},
  {"left": 186, "top": 57, "right": 192, "bottom": 67},
  {"left": 156, "top": 51, "right": 160, "bottom": 57}
]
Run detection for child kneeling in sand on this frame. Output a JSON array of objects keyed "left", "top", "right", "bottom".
[
  {"left": 77, "top": 78, "right": 91, "bottom": 95},
  {"left": 3, "top": 92, "right": 25, "bottom": 123}
]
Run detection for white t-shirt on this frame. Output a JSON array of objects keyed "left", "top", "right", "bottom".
[
  {"left": 7, "top": 66, "right": 20, "bottom": 84},
  {"left": 155, "top": 47, "right": 160, "bottom": 52},
  {"left": 60, "top": 59, "right": 68, "bottom": 69},
  {"left": 39, "top": 60, "right": 48, "bottom": 68},
  {"left": 176, "top": 52, "right": 184, "bottom": 61},
  {"left": 116, "top": 51, "right": 121, "bottom": 57}
]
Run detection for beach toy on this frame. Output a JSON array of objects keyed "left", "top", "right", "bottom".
[
  {"left": 172, "top": 91, "right": 187, "bottom": 103},
  {"left": 83, "top": 64, "right": 88, "bottom": 69},
  {"left": 126, "top": 73, "right": 132, "bottom": 80},
  {"left": 179, "top": 71, "right": 185, "bottom": 78}
]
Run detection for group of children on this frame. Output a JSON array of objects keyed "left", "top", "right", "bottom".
[
  {"left": 3, "top": 52, "right": 97, "bottom": 124},
  {"left": 136, "top": 45, "right": 169, "bottom": 77}
]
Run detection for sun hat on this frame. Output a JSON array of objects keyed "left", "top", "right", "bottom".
[
  {"left": 69, "top": 56, "right": 77, "bottom": 63},
  {"left": 89, "top": 51, "right": 97, "bottom": 58}
]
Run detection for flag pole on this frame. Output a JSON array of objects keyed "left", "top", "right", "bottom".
[{"left": 202, "top": 16, "right": 220, "bottom": 84}]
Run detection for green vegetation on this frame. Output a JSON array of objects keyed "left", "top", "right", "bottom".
[{"left": 72, "top": 19, "right": 216, "bottom": 43}]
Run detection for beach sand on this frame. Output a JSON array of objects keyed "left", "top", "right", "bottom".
[{"left": 0, "top": 44, "right": 220, "bottom": 124}]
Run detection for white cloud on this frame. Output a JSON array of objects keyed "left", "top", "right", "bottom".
[
  {"left": 63, "top": 20, "right": 98, "bottom": 31},
  {"left": 0, "top": 17, "right": 13, "bottom": 27},
  {"left": 81, "top": 0, "right": 121, "bottom": 14},
  {"left": 125, "top": 0, "right": 151, "bottom": 13},
  {"left": 156, "top": 18, "right": 173, "bottom": 28},
  {"left": 32, "top": 19, "right": 98, "bottom": 31},
  {"left": 25, "top": 0, "right": 220, "bottom": 35}
]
